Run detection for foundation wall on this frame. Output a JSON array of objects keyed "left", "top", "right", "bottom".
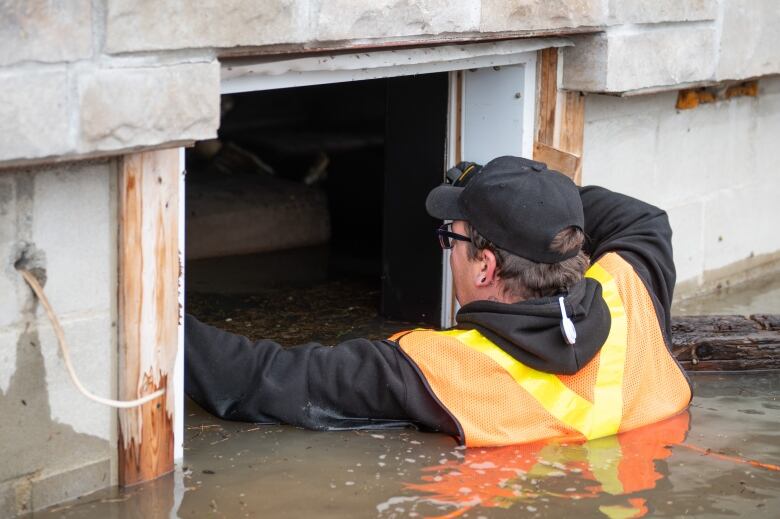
[
  {"left": 581, "top": 75, "right": 780, "bottom": 298},
  {"left": 0, "top": 160, "right": 117, "bottom": 515}
]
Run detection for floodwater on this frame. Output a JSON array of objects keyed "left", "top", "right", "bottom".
[
  {"left": 34, "top": 265, "right": 780, "bottom": 518},
  {"left": 673, "top": 273, "right": 780, "bottom": 315}
]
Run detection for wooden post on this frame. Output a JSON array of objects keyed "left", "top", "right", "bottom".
[
  {"left": 533, "top": 48, "right": 586, "bottom": 184},
  {"left": 118, "top": 149, "right": 181, "bottom": 486}
]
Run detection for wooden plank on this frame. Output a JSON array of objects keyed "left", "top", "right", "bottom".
[
  {"left": 556, "top": 90, "right": 585, "bottom": 184},
  {"left": 533, "top": 48, "right": 586, "bottom": 185},
  {"left": 533, "top": 141, "right": 580, "bottom": 180},
  {"left": 454, "top": 71, "right": 464, "bottom": 164},
  {"left": 118, "top": 149, "right": 181, "bottom": 486},
  {"left": 535, "top": 48, "right": 558, "bottom": 147}
]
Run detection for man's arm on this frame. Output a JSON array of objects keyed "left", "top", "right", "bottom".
[
  {"left": 184, "top": 314, "right": 457, "bottom": 434},
  {"left": 579, "top": 186, "right": 676, "bottom": 339}
]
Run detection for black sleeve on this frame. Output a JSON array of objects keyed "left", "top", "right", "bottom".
[
  {"left": 184, "top": 314, "right": 457, "bottom": 435},
  {"left": 579, "top": 185, "right": 676, "bottom": 340}
]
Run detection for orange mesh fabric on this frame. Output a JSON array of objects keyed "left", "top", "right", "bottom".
[
  {"left": 398, "top": 330, "right": 582, "bottom": 446},
  {"left": 396, "top": 252, "right": 690, "bottom": 447},
  {"left": 595, "top": 254, "right": 691, "bottom": 433}
]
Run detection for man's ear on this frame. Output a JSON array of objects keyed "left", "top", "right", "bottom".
[{"left": 476, "top": 248, "right": 498, "bottom": 286}]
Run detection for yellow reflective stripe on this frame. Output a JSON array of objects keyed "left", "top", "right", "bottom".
[
  {"left": 439, "top": 260, "right": 628, "bottom": 440},
  {"left": 438, "top": 328, "right": 596, "bottom": 434},
  {"left": 585, "top": 435, "right": 625, "bottom": 496},
  {"left": 586, "top": 262, "right": 628, "bottom": 439}
]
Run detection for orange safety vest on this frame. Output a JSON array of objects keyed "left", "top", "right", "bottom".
[{"left": 390, "top": 252, "right": 691, "bottom": 447}]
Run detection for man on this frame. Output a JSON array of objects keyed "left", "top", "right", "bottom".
[{"left": 185, "top": 156, "right": 691, "bottom": 446}]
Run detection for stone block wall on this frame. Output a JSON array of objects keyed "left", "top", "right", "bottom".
[
  {"left": 581, "top": 76, "right": 780, "bottom": 295},
  {"left": 0, "top": 160, "right": 117, "bottom": 516},
  {"left": 563, "top": 0, "right": 780, "bottom": 94},
  {"left": 2, "top": 1, "right": 779, "bottom": 167}
]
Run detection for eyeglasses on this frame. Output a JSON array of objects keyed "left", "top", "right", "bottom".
[{"left": 435, "top": 223, "right": 472, "bottom": 250}]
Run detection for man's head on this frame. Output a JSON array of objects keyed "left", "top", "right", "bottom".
[{"left": 427, "top": 156, "right": 589, "bottom": 305}]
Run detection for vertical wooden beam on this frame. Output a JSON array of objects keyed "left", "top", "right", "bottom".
[
  {"left": 454, "top": 70, "right": 464, "bottom": 164},
  {"left": 536, "top": 47, "right": 559, "bottom": 147},
  {"left": 533, "top": 48, "right": 586, "bottom": 185},
  {"left": 118, "top": 148, "right": 181, "bottom": 486},
  {"left": 557, "top": 91, "right": 585, "bottom": 185}
]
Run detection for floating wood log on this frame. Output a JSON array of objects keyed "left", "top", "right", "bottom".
[{"left": 672, "top": 314, "right": 780, "bottom": 371}]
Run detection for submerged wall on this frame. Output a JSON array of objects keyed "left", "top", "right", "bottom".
[
  {"left": 0, "top": 160, "right": 117, "bottom": 515},
  {"left": 581, "top": 76, "right": 780, "bottom": 297}
]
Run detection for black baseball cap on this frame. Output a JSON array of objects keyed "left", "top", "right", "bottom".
[{"left": 425, "top": 156, "right": 584, "bottom": 264}]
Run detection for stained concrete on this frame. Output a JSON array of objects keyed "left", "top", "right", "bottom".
[
  {"left": 0, "top": 162, "right": 118, "bottom": 516},
  {"left": 0, "top": 316, "right": 110, "bottom": 516}
]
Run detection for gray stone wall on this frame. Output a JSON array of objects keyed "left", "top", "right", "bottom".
[
  {"left": 0, "top": 160, "right": 117, "bottom": 515},
  {"left": 563, "top": 0, "right": 780, "bottom": 94},
  {"left": 1, "top": 1, "right": 778, "bottom": 167}
]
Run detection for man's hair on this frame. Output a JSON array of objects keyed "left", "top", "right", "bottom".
[{"left": 465, "top": 223, "right": 590, "bottom": 301}]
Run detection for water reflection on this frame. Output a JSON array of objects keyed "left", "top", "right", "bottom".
[
  {"left": 382, "top": 413, "right": 690, "bottom": 519},
  {"left": 36, "top": 374, "right": 780, "bottom": 518}
]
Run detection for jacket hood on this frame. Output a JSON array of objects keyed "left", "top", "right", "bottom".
[{"left": 455, "top": 278, "right": 611, "bottom": 375}]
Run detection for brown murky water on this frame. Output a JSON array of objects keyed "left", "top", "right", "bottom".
[{"left": 34, "top": 267, "right": 780, "bottom": 518}]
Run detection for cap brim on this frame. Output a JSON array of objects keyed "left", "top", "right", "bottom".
[{"left": 425, "top": 184, "right": 466, "bottom": 220}]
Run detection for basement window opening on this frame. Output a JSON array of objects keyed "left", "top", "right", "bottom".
[{"left": 184, "top": 75, "right": 449, "bottom": 349}]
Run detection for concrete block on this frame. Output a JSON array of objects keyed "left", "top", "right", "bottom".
[
  {"left": 580, "top": 111, "right": 658, "bottom": 201},
  {"left": 315, "top": 0, "right": 480, "bottom": 41},
  {"left": 563, "top": 26, "right": 717, "bottom": 93},
  {"left": 31, "top": 459, "right": 111, "bottom": 513},
  {"left": 0, "top": 311, "right": 113, "bottom": 513},
  {"left": 585, "top": 91, "right": 677, "bottom": 123},
  {"left": 105, "top": 0, "right": 302, "bottom": 53},
  {"left": 37, "top": 314, "right": 115, "bottom": 439},
  {"left": 31, "top": 162, "right": 113, "bottom": 316},
  {"left": 666, "top": 201, "right": 704, "bottom": 284},
  {"left": 717, "top": 0, "right": 780, "bottom": 81},
  {"left": 0, "top": 177, "right": 18, "bottom": 330},
  {"left": 0, "top": 69, "right": 72, "bottom": 162},
  {"left": 703, "top": 184, "right": 780, "bottom": 272},
  {"left": 77, "top": 61, "right": 220, "bottom": 153},
  {"left": 0, "top": 325, "right": 18, "bottom": 399},
  {"left": 0, "top": 475, "right": 31, "bottom": 518},
  {"left": 608, "top": 0, "right": 717, "bottom": 25},
  {"left": 0, "top": 0, "right": 92, "bottom": 66},
  {"left": 756, "top": 77, "right": 780, "bottom": 185},
  {"left": 652, "top": 96, "right": 759, "bottom": 205},
  {"left": 480, "top": 0, "right": 606, "bottom": 33}
]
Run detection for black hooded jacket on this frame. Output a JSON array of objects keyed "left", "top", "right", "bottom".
[{"left": 185, "top": 186, "right": 676, "bottom": 437}]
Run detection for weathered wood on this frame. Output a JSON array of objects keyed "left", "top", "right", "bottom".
[
  {"left": 671, "top": 314, "right": 780, "bottom": 371},
  {"left": 556, "top": 91, "right": 585, "bottom": 185},
  {"left": 533, "top": 48, "right": 585, "bottom": 184},
  {"left": 118, "top": 149, "right": 180, "bottom": 486},
  {"left": 535, "top": 47, "right": 558, "bottom": 147},
  {"left": 532, "top": 142, "right": 580, "bottom": 177}
]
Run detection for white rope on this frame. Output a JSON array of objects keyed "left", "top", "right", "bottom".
[{"left": 18, "top": 269, "right": 165, "bottom": 409}]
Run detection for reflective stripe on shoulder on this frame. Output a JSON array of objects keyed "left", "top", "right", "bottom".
[{"left": 438, "top": 261, "right": 628, "bottom": 440}]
